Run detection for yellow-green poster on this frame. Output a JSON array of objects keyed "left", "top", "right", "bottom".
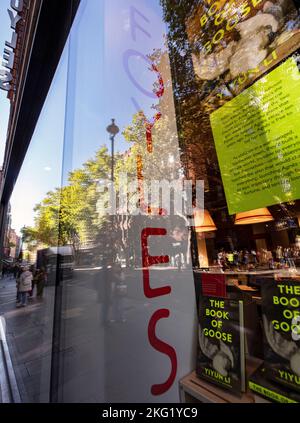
[{"left": 210, "top": 57, "right": 300, "bottom": 215}]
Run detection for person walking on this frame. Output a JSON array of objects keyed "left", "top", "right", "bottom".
[
  {"left": 28, "top": 265, "right": 36, "bottom": 299},
  {"left": 17, "top": 267, "right": 33, "bottom": 308},
  {"left": 2, "top": 263, "right": 7, "bottom": 279},
  {"left": 36, "top": 267, "right": 46, "bottom": 298},
  {"left": 111, "top": 263, "right": 127, "bottom": 323},
  {"left": 13, "top": 263, "right": 19, "bottom": 279},
  {"left": 101, "top": 258, "right": 114, "bottom": 325},
  {"left": 16, "top": 265, "right": 22, "bottom": 304}
]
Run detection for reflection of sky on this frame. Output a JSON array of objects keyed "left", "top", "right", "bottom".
[
  {"left": 10, "top": 48, "right": 68, "bottom": 233},
  {"left": 67, "top": 0, "right": 166, "bottom": 173},
  {"left": 3, "top": 0, "right": 168, "bottom": 233}
]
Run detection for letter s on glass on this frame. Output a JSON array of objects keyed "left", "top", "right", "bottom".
[{"left": 148, "top": 309, "right": 178, "bottom": 395}]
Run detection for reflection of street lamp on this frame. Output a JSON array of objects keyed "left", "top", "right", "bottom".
[
  {"left": 106, "top": 119, "right": 119, "bottom": 182},
  {"left": 19, "top": 225, "right": 26, "bottom": 261}
]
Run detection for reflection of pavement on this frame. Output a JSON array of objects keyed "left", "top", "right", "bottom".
[
  {"left": 59, "top": 267, "right": 196, "bottom": 403},
  {"left": 0, "top": 277, "right": 54, "bottom": 403},
  {"left": 0, "top": 267, "right": 196, "bottom": 403}
]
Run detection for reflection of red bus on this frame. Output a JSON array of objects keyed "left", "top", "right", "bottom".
[{"left": 36, "top": 246, "right": 75, "bottom": 283}]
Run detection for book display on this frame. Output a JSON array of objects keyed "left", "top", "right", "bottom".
[
  {"left": 191, "top": 271, "right": 300, "bottom": 403},
  {"left": 261, "top": 278, "right": 300, "bottom": 389},
  {"left": 163, "top": 0, "right": 300, "bottom": 404},
  {"left": 196, "top": 295, "right": 245, "bottom": 394},
  {"left": 249, "top": 365, "right": 300, "bottom": 403},
  {"left": 3, "top": 0, "right": 300, "bottom": 406},
  {"left": 248, "top": 277, "right": 300, "bottom": 401},
  {"left": 162, "top": 0, "right": 300, "bottom": 402}
]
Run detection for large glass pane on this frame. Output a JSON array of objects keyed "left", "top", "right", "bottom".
[
  {"left": 1, "top": 45, "right": 69, "bottom": 403},
  {"left": 2, "top": 0, "right": 300, "bottom": 404},
  {"left": 163, "top": 0, "right": 300, "bottom": 401},
  {"left": 51, "top": 0, "right": 197, "bottom": 403}
]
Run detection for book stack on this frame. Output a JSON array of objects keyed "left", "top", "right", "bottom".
[
  {"left": 196, "top": 294, "right": 246, "bottom": 395},
  {"left": 249, "top": 365, "right": 300, "bottom": 403},
  {"left": 249, "top": 277, "right": 300, "bottom": 403}
]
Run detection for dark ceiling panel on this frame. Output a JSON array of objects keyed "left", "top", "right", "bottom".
[{"left": 1, "top": 0, "right": 81, "bottom": 204}]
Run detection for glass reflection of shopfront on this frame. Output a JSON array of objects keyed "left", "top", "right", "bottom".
[
  {"left": 168, "top": 0, "right": 300, "bottom": 275},
  {"left": 3, "top": 0, "right": 300, "bottom": 404},
  {"left": 167, "top": 0, "right": 300, "bottom": 402}
]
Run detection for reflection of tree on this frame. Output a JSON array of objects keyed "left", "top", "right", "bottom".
[
  {"left": 160, "top": 0, "right": 225, "bottom": 202},
  {"left": 160, "top": 0, "right": 300, "bottom": 205},
  {"left": 25, "top": 40, "right": 201, "bottom": 265},
  {"left": 21, "top": 226, "right": 38, "bottom": 244},
  {"left": 25, "top": 146, "right": 114, "bottom": 256},
  {"left": 120, "top": 48, "right": 184, "bottom": 181},
  {"left": 159, "top": 0, "right": 250, "bottom": 259},
  {"left": 112, "top": 48, "right": 183, "bottom": 265},
  {"left": 161, "top": 0, "right": 300, "bottom": 258},
  {"left": 21, "top": 226, "right": 38, "bottom": 253},
  {"left": 115, "top": 46, "right": 193, "bottom": 266}
]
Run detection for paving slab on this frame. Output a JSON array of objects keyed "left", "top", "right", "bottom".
[{"left": 0, "top": 277, "right": 54, "bottom": 403}]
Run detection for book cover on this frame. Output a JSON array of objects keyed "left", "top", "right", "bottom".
[
  {"left": 261, "top": 278, "right": 300, "bottom": 393},
  {"left": 249, "top": 365, "right": 300, "bottom": 403},
  {"left": 196, "top": 295, "right": 245, "bottom": 395},
  {"left": 201, "top": 273, "right": 227, "bottom": 298}
]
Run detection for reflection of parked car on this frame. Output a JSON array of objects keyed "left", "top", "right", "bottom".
[{"left": 36, "top": 246, "right": 75, "bottom": 283}]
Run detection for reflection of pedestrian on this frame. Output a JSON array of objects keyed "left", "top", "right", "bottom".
[
  {"left": 13, "top": 264, "right": 19, "bottom": 279},
  {"left": 111, "top": 264, "right": 126, "bottom": 323},
  {"left": 233, "top": 250, "right": 239, "bottom": 267},
  {"left": 101, "top": 259, "right": 113, "bottom": 325},
  {"left": 16, "top": 265, "right": 22, "bottom": 303},
  {"left": 36, "top": 267, "right": 46, "bottom": 298},
  {"left": 17, "top": 267, "right": 33, "bottom": 308},
  {"left": 2, "top": 264, "right": 7, "bottom": 279},
  {"left": 29, "top": 265, "right": 36, "bottom": 298},
  {"left": 171, "top": 227, "right": 188, "bottom": 270},
  {"left": 242, "top": 250, "right": 249, "bottom": 270}
]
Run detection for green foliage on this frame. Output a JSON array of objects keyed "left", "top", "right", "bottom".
[
  {"left": 21, "top": 226, "right": 38, "bottom": 243},
  {"left": 26, "top": 47, "right": 181, "bottom": 258},
  {"left": 30, "top": 146, "right": 112, "bottom": 250}
]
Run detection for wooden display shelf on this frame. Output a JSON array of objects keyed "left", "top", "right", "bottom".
[
  {"left": 179, "top": 358, "right": 268, "bottom": 403},
  {"left": 179, "top": 372, "right": 255, "bottom": 403}
]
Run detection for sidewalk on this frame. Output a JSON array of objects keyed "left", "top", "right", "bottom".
[{"left": 0, "top": 276, "right": 54, "bottom": 403}]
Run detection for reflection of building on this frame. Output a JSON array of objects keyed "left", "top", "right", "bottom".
[
  {"left": 8, "top": 229, "right": 21, "bottom": 259},
  {"left": 2, "top": 202, "right": 20, "bottom": 259},
  {"left": 0, "top": 0, "right": 300, "bottom": 405},
  {"left": 0, "top": 1, "right": 80, "bottom": 268},
  {"left": 163, "top": 1, "right": 300, "bottom": 270},
  {"left": 3, "top": 203, "right": 12, "bottom": 258}
]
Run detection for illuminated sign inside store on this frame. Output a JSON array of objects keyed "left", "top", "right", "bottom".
[
  {"left": 210, "top": 58, "right": 300, "bottom": 215},
  {"left": 0, "top": 0, "right": 24, "bottom": 92}
]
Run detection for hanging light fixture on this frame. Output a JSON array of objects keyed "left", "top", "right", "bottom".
[
  {"left": 234, "top": 208, "right": 274, "bottom": 225},
  {"left": 194, "top": 209, "right": 217, "bottom": 232}
]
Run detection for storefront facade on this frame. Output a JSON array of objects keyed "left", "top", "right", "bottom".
[{"left": 1, "top": 0, "right": 300, "bottom": 403}]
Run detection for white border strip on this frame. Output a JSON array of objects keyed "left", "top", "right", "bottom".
[{"left": 0, "top": 316, "right": 21, "bottom": 403}]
